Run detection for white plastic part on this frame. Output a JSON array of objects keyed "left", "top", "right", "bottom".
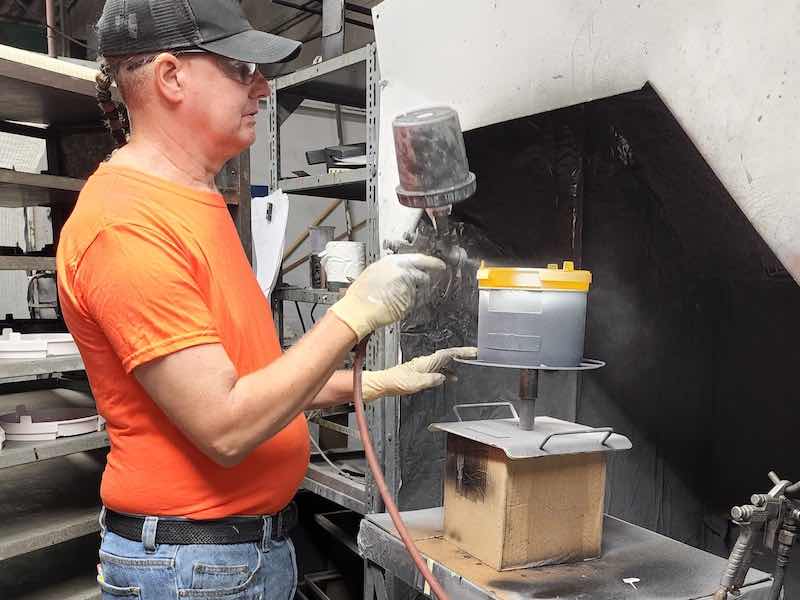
[
  {"left": 38, "top": 333, "right": 79, "bottom": 356},
  {"left": 0, "top": 329, "right": 48, "bottom": 359},
  {"left": 0, "top": 406, "right": 105, "bottom": 442},
  {"left": 0, "top": 329, "right": 77, "bottom": 358}
]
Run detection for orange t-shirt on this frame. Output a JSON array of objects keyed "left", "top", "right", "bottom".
[{"left": 56, "top": 163, "right": 309, "bottom": 519}]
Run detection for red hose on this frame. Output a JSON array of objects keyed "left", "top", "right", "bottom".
[{"left": 352, "top": 339, "right": 451, "bottom": 600}]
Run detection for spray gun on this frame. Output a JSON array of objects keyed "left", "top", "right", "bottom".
[
  {"left": 384, "top": 107, "right": 479, "bottom": 296},
  {"left": 714, "top": 471, "right": 800, "bottom": 600}
]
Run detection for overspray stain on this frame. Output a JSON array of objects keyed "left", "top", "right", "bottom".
[{"left": 446, "top": 435, "right": 488, "bottom": 503}]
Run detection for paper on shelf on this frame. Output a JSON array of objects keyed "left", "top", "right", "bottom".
[{"left": 251, "top": 189, "right": 289, "bottom": 299}]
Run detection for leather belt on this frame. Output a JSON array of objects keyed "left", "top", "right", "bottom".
[{"left": 104, "top": 502, "right": 297, "bottom": 545}]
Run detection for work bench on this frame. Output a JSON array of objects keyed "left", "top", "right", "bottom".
[{"left": 358, "top": 508, "right": 773, "bottom": 600}]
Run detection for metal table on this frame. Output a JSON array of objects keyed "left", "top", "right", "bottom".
[{"left": 358, "top": 508, "right": 773, "bottom": 599}]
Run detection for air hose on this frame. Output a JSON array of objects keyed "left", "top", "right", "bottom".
[{"left": 352, "top": 338, "right": 451, "bottom": 600}]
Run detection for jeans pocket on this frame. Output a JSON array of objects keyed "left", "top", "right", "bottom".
[
  {"left": 190, "top": 562, "right": 251, "bottom": 590},
  {"left": 177, "top": 543, "right": 262, "bottom": 598},
  {"left": 98, "top": 577, "right": 141, "bottom": 598},
  {"left": 98, "top": 546, "right": 176, "bottom": 599}
]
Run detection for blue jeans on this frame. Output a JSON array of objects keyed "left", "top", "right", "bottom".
[{"left": 97, "top": 509, "right": 297, "bottom": 600}]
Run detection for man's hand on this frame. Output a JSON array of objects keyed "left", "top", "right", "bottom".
[
  {"left": 361, "top": 347, "right": 477, "bottom": 401},
  {"left": 329, "top": 254, "right": 446, "bottom": 341}
]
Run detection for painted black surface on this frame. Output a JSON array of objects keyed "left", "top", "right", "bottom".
[{"left": 445, "top": 434, "right": 489, "bottom": 504}]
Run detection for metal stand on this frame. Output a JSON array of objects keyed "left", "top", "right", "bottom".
[
  {"left": 518, "top": 369, "right": 538, "bottom": 430},
  {"left": 455, "top": 357, "right": 605, "bottom": 431}
]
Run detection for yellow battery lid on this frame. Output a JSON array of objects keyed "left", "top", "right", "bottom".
[{"left": 477, "top": 261, "right": 592, "bottom": 291}]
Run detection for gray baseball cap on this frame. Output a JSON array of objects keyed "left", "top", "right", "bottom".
[{"left": 97, "top": 0, "right": 302, "bottom": 63}]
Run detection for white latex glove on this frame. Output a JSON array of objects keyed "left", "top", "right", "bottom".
[
  {"left": 329, "top": 254, "right": 446, "bottom": 341},
  {"left": 361, "top": 347, "right": 478, "bottom": 401}
]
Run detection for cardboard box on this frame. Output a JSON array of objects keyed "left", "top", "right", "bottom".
[{"left": 442, "top": 433, "right": 607, "bottom": 571}]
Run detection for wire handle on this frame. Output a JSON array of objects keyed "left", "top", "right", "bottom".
[
  {"left": 539, "top": 427, "right": 615, "bottom": 451},
  {"left": 453, "top": 402, "right": 519, "bottom": 422}
]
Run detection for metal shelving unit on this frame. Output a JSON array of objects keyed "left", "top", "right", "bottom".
[
  {"left": 0, "top": 170, "right": 84, "bottom": 208},
  {"left": 0, "top": 454, "right": 102, "bottom": 561},
  {"left": 17, "top": 574, "right": 100, "bottom": 600},
  {"left": 267, "top": 43, "right": 390, "bottom": 514},
  {"left": 305, "top": 458, "right": 368, "bottom": 515},
  {"left": 0, "top": 356, "right": 84, "bottom": 379},
  {"left": 0, "top": 45, "right": 115, "bottom": 126},
  {"left": 274, "top": 44, "right": 369, "bottom": 108},
  {"left": 0, "top": 46, "right": 105, "bottom": 276},
  {"left": 272, "top": 285, "right": 343, "bottom": 306},
  {"left": 278, "top": 168, "right": 367, "bottom": 201},
  {"left": 0, "top": 505, "right": 100, "bottom": 561},
  {"left": 0, "top": 432, "right": 109, "bottom": 471},
  {"left": 0, "top": 41, "right": 255, "bottom": 600},
  {"left": 0, "top": 256, "right": 56, "bottom": 271},
  {"left": 268, "top": 45, "right": 375, "bottom": 201},
  {"left": 0, "top": 45, "right": 107, "bottom": 600},
  {"left": 0, "top": 387, "right": 107, "bottom": 468}
]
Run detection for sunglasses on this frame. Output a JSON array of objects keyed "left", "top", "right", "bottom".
[{"left": 173, "top": 50, "right": 260, "bottom": 86}]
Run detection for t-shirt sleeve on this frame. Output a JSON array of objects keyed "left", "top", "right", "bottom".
[{"left": 76, "top": 223, "right": 221, "bottom": 373}]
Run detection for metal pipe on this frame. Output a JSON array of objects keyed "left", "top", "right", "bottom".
[
  {"left": 283, "top": 199, "right": 342, "bottom": 261},
  {"left": 59, "top": 0, "right": 67, "bottom": 55},
  {"left": 45, "top": 0, "right": 58, "bottom": 57},
  {"left": 321, "top": 0, "right": 345, "bottom": 60},
  {"left": 335, "top": 104, "right": 344, "bottom": 144},
  {"left": 518, "top": 369, "right": 539, "bottom": 431},
  {"left": 272, "top": 0, "right": 374, "bottom": 30}
]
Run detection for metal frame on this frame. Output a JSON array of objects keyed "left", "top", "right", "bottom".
[
  {"left": 279, "top": 168, "right": 367, "bottom": 201},
  {"left": 274, "top": 45, "right": 371, "bottom": 108},
  {"left": 229, "top": 149, "right": 254, "bottom": 262},
  {"left": 0, "top": 45, "right": 117, "bottom": 125},
  {"left": 364, "top": 40, "right": 402, "bottom": 511},
  {"left": 267, "top": 43, "right": 403, "bottom": 519},
  {"left": 0, "top": 355, "right": 84, "bottom": 379},
  {"left": 0, "top": 431, "right": 109, "bottom": 470},
  {"left": 0, "top": 169, "right": 84, "bottom": 208},
  {"left": 272, "top": 287, "right": 343, "bottom": 306}
]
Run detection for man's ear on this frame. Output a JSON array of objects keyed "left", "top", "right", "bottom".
[{"left": 152, "top": 53, "right": 184, "bottom": 104}]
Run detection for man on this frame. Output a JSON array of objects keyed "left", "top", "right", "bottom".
[{"left": 56, "top": 1, "right": 474, "bottom": 598}]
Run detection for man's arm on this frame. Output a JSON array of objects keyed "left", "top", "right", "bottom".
[
  {"left": 306, "top": 347, "right": 478, "bottom": 410},
  {"left": 131, "top": 253, "right": 445, "bottom": 468},
  {"left": 134, "top": 312, "right": 355, "bottom": 467},
  {"left": 307, "top": 370, "right": 354, "bottom": 409}
]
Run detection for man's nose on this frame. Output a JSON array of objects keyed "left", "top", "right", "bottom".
[{"left": 251, "top": 71, "right": 270, "bottom": 99}]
